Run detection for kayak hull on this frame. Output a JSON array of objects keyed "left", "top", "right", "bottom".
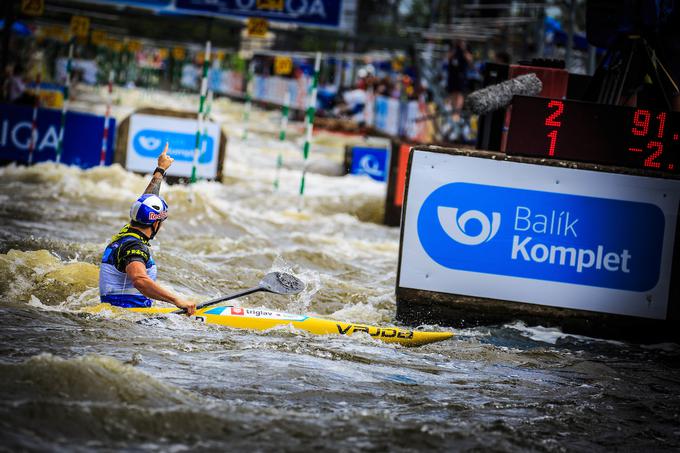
[{"left": 86, "top": 304, "right": 453, "bottom": 347}]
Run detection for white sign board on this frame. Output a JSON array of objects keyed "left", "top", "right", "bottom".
[
  {"left": 399, "top": 151, "right": 680, "bottom": 320},
  {"left": 126, "top": 114, "right": 221, "bottom": 179}
]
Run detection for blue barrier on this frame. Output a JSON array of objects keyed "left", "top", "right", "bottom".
[{"left": 0, "top": 103, "right": 116, "bottom": 168}]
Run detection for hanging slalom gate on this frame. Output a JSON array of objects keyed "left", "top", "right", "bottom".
[
  {"left": 273, "top": 91, "right": 290, "bottom": 191},
  {"left": 27, "top": 73, "right": 41, "bottom": 165},
  {"left": 242, "top": 61, "right": 254, "bottom": 140},
  {"left": 191, "top": 41, "right": 211, "bottom": 183},
  {"left": 298, "top": 52, "right": 321, "bottom": 208},
  {"left": 99, "top": 70, "right": 114, "bottom": 166}
]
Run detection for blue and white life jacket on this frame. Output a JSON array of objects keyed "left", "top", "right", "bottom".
[{"left": 99, "top": 224, "right": 157, "bottom": 308}]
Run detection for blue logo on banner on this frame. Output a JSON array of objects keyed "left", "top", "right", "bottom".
[
  {"left": 132, "top": 129, "right": 213, "bottom": 163},
  {"left": 417, "top": 183, "right": 665, "bottom": 291},
  {"left": 350, "top": 147, "right": 388, "bottom": 182}
]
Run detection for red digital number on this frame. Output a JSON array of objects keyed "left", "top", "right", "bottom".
[
  {"left": 545, "top": 101, "right": 564, "bottom": 127},
  {"left": 656, "top": 112, "right": 667, "bottom": 138},
  {"left": 644, "top": 141, "right": 663, "bottom": 168},
  {"left": 631, "top": 109, "right": 651, "bottom": 136},
  {"left": 547, "top": 130, "right": 558, "bottom": 156}
]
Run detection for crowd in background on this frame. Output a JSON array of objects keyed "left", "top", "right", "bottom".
[{"left": 312, "top": 40, "right": 493, "bottom": 144}]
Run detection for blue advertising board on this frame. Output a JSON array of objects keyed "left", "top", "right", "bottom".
[
  {"left": 400, "top": 151, "right": 680, "bottom": 320},
  {"left": 0, "top": 103, "right": 116, "bottom": 168},
  {"left": 417, "top": 183, "right": 662, "bottom": 292},
  {"left": 125, "top": 113, "right": 221, "bottom": 179},
  {"left": 175, "top": 0, "right": 343, "bottom": 28},
  {"left": 349, "top": 146, "right": 389, "bottom": 182},
  {"left": 78, "top": 1, "right": 351, "bottom": 29}
]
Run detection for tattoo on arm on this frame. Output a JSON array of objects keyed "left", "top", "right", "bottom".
[{"left": 143, "top": 173, "right": 163, "bottom": 195}]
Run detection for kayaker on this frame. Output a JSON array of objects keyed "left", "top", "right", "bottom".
[{"left": 99, "top": 144, "right": 196, "bottom": 315}]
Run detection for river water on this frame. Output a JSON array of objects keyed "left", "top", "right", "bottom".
[{"left": 1, "top": 88, "right": 679, "bottom": 452}]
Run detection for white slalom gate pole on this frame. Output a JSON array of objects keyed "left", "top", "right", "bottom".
[
  {"left": 27, "top": 73, "right": 41, "bottom": 165},
  {"left": 273, "top": 91, "right": 290, "bottom": 191},
  {"left": 298, "top": 52, "right": 321, "bottom": 210},
  {"left": 99, "top": 70, "right": 114, "bottom": 166},
  {"left": 191, "top": 40, "right": 211, "bottom": 183}
]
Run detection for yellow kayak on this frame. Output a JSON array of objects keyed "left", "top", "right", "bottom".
[{"left": 86, "top": 303, "right": 454, "bottom": 347}]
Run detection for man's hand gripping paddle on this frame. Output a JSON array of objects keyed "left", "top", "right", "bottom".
[{"left": 173, "top": 272, "right": 305, "bottom": 314}]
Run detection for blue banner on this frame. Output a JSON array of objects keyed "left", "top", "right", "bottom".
[
  {"left": 417, "top": 183, "right": 665, "bottom": 292},
  {"left": 175, "top": 0, "right": 343, "bottom": 28},
  {"left": 131, "top": 128, "right": 213, "bottom": 163},
  {"left": 349, "top": 146, "right": 389, "bottom": 182},
  {"left": 0, "top": 103, "right": 116, "bottom": 168}
]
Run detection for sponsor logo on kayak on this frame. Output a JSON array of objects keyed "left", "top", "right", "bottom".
[
  {"left": 206, "top": 306, "right": 307, "bottom": 321},
  {"left": 336, "top": 324, "right": 414, "bottom": 339},
  {"left": 417, "top": 182, "right": 664, "bottom": 291}
]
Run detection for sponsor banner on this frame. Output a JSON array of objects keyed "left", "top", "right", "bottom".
[
  {"left": 0, "top": 103, "right": 116, "bottom": 167},
  {"left": 77, "top": 0, "right": 357, "bottom": 31},
  {"left": 218, "top": 71, "right": 307, "bottom": 109},
  {"left": 246, "top": 17, "right": 269, "bottom": 37},
  {"left": 212, "top": 70, "right": 426, "bottom": 140},
  {"left": 205, "top": 306, "right": 307, "bottom": 321},
  {"left": 22, "top": 0, "right": 44, "bottom": 16},
  {"left": 175, "top": 0, "right": 346, "bottom": 29},
  {"left": 374, "top": 95, "right": 400, "bottom": 136},
  {"left": 274, "top": 56, "right": 293, "bottom": 75},
  {"left": 70, "top": 15, "right": 90, "bottom": 38},
  {"left": 26, "top": 83, "right": 64, "bottom": 109},
  {"left": 216, "top": 70, "right": 244, "bottom": 96},
  {"left": 400, "top": 151, "right": 680, "bottom": 319},
  {"left": 349, "top": 146, "right": 390, "bottom": 182},
  {"left": 56, "top": 58, "right": 98, "bottom": 85},
  {"left": 125, "top": 114, "right": 220, "bottom": 179}
]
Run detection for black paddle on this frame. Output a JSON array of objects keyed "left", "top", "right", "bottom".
[{"left": 172, "top": 271, "right": 305, "bottom": 314}]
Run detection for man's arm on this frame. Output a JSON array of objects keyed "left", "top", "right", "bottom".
[
  {"left": 143, "top": 172, "right": 164, "bottom": 196},
  {"left": 126, "top": 261, "right": 196, "bottom": 315},
  {"left": 143, "top": 142, "right": 174, "bottom": 195}
]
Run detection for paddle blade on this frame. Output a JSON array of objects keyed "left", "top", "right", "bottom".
[{"left": 260, "top": 272, "right": 305, "bottom": 295}]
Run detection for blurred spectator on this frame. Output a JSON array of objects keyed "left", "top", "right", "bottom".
[
  {"left": 494, "top": 51, "right": 511, "bottom": 65},
  {"left": 446, "top": 40, "right": 473, "bottom": 121},
  {"left": 334, "top": 86, "right": 367, "bottom": 124},
  {"left": 5, "top": 63, "right": 26, "bottom": 102}
]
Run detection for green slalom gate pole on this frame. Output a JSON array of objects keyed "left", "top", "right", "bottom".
[
  {"left": 273, "top": 91, "right": 290, "bottom": 191},
  {"left": 56, "top": 42, "right": 73, "bottom": 164},
  {"left": 242, "top": 60, "right": 253, "bottom": 140},
  {"left": 298, "top": 52, "right": 321, "bottom": 210},
  {"left": 201, "top": 88, "right": 213, "bottom": 148},
  {"left": 191, "top": 40, "right": 211, "bottom": 184}
]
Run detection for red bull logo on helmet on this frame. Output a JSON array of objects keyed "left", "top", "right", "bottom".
[{"left": 148, "top": 211, "right": 168, "bottom": 221}]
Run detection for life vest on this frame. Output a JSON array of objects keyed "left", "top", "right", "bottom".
[{"left": 99, "top": 224, "right": 157, "bottom": 308}]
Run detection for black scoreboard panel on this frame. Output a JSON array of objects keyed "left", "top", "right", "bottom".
[{"left": 506, "top": 96, "right": 680, "bottom": 174}]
